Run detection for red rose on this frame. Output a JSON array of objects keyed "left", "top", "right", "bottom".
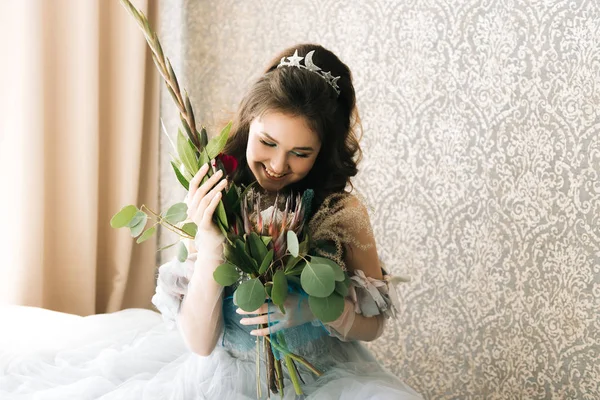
[{"left": 217, "top": 154, "right": 238, "bottom": 175}]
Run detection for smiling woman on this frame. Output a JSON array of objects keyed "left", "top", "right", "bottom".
[
  {"left": 0, "top": 41, "right": 422, "bottom": 399},
  {"left": 246, "top": 112, "right": 322, "bottom": 192}
]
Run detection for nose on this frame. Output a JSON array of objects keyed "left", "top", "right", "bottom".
[{"left": 269, "top": 151, "right": 288, "bottom": 174}]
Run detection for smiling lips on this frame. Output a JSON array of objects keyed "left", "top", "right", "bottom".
[{"left": 263, "top": 165, "right": 287, "bottom": 180}]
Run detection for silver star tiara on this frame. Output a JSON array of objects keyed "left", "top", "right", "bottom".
[{"left": 277, "top": 50, "right": 341, "bottom": 95}]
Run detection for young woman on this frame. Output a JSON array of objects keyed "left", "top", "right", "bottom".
[
  {"left": 0, "top": 44, "right": 421, "bottom": 400},
  {"left": 153, "top": 43, "right": 422, "bottom": 399}
]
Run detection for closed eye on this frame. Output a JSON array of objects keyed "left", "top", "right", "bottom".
[
  {"left": 260, "top": 139, "right": 310, "bottom": 158},
  {"left": 260, "top": 139, "right": 276, "bottom": 147}
]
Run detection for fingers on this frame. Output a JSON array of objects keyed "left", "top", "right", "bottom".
[
  {"left": 190, "top": 169, "right": 225, "bottom": 213},
  {"left": 239, "top": 314, "right": 280, "bottom": 326},
  {"left": 250, "top": 322, "right": 285, "bottom": 336},
  {"left": 236, "top": 303, "right": 270, "bottom": 315},
  {"left": 187, "top": 163, "right": 210, "bottom": 204},
  {"left": 198, "top": 188, "right": 223, "bottom": 229}
]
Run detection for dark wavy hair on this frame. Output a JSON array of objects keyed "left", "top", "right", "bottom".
[{"left": 223, "top": 43, "right": 362, "bottom": 206}]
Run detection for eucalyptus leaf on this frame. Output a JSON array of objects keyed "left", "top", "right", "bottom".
[
  {"left": 334, "top": 280, "right": 349, "bottom": 297},
  {"left": 271, "top": 270, "right": 288, "bottom": 309},
  {"left": 308, "top": 292, "right": 344, "bottom": 323},
  {"left": 136, "top": 226, "right": 156, "bottom": 243},
  {"left": 170, "top": 161, "right": 190, "bottom": 190},
  {"left": 300, "top": 262, "right": 335, "bottom": 298},
  {"left": 258, "top": 249, "right": 274, "bottom": 275},
  {"left": 157, "top": 241, "right": 179, "bottom": 252},
  {"left": 181, "top": 222, "right": 197, "bottom": 238},
  {"left": 110, "top": 205, "right": 138, "bottom": 228},
  {"left": 164, "top": 203, "right": 188, "bottom": 224},
  {"left": 236, "top": 278, "right": 265, "bottom": 312},
  {"left": 311, "top": 256, "right": 345, "bottom": 282},
  {"left": 213, "top": 263, "right": 240, "bottom": 286},
  {"left": 129, "top": 211, "right": 147, "bottom": 237},
  {"left": 127, "top": 210, "right": 146, "bottom": 228},
  {"left": 177, "top": 241, "right": 188, "bottom": 262},
  {"left": 287, "top": 231, "right": 299, "bottom": 257}
]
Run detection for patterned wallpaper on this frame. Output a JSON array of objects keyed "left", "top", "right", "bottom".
[{"left": 157, "top": 1, "right": 600, "bottom": 398}]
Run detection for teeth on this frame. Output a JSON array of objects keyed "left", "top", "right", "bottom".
[{"left": 264, "top": 166, "right": 285, "bottom": 178}]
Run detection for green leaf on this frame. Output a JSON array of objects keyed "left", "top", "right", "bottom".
[
  {"left": 271, "top": 270, "right": 288, "bottom": 309},
  {"left": 258, "top": 249, "right": 274, "bottom": 275},
  {"left": 236, "top": 278, "right": 265, "bottom": 312},
  {"left": 129, "top": 211, "right": 147, "bottom": 237},
  {"left": 127, "top": 210, "right": 146, "bottom": 228},
  {"left": 299, "top": 235, "right": 310, "bottom": 256},
  {"left": 248, "top": 232, "right": 268, "bottom": 264},
  {"left": 284, "top": 255, "right": 302, "bottom": 273},
  {"left": 287, "top": 231, "right": 299, "bottom": 257},
  {"left": 170, "top": 161, "right": 190, "bottom": 190},
  {"left": 177, "top": 241, "right": 188, "bottom": 262},
  {"left": 235, "top": 238, "right": 258, "bottom": 273},
  {"left": 177, "top": 128, "right": 199, "bottom": 176},
  {"left": 224, "top": 243, "right": 246, "bottom": 272},
  {"left": 261, "top": 236, "right": 272, "bottom": 247},
  {"left": 181, "top": 222, "right": 197, "bottom": 238},
  {"left": 205, "top": 121, "right": 232, "bottom": 159},
  {"left": 164, "top": 203, "right": 188, "bottom": 224},
  {"left": 310, "top": 256, "right": 345, "bottom": 282},
  {"left": 215, "top": 199, "right": 228, "bottom": 229},
  {"left": 136, "top": 226, "right": 156, "bottom": 243},
  {"left": 265, "top": 283, "right": 273, "bottom": 298},
  {"left": 334, "top": 280, "right": 349, "bottom": 297},
  {"left": 198, "top": 150, "right": 210, "bottom": 170},
  {"left": 199, "top": 127, "right": 208, "bottom": 147},
  {"left": 213, "top": 263, "right": 240, "bottom": 286},
  {"left": 157, "top": 241, "right": 179, "bottom": 252},
  {"left": 110, "top": 205, "right": 138, "bottom": 228},
  {"left": 300, "top": 261, "right": 335, "bottom": 298},
  {"left": 308, "top": 292, "right": 345, "bottom": 323}
]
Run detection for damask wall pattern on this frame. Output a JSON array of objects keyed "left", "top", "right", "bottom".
[{"left": 157, "top": 0, "right": 600, "bottom": 398}]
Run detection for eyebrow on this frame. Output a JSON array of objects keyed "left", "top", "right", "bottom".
[{"left": 261, "top": 132, "right": 315, "bottom": 152}]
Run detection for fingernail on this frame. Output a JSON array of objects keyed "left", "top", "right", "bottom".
[{"left": 250, "top": 331, "right": 256, "bottom": 336}]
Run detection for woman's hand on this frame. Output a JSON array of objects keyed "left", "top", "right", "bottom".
[
  {"left": 186, "top": 163, "right": 228, "bottom": 257},
  {"left": 236, "top": 294, "right": 317, "bottom": 336}
]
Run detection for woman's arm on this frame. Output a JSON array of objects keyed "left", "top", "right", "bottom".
[
  {"left": 178, "top": 252, "right": 224, "bottom": 356},
  {"left": 326, "top": 196, "right": 387, "bottom": 342},
  {"left": 176, "top": 165, "right": 228, "bottom": 356}
]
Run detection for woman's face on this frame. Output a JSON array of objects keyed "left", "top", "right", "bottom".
[{"left": 246, "top": 111, "right": 321, "bottom": 192}]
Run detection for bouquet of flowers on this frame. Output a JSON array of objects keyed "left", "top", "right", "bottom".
[{"left": 111, "top": 0, "right": 349, "bottom": 396}]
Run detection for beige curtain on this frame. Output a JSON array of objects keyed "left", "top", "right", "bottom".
[{"left": 0, "top": 0, "right": 159, "bottom": 316}]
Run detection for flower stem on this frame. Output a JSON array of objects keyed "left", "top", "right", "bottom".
[{"left": 141, "top": 204, "right": 194, "bottom": 240}]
